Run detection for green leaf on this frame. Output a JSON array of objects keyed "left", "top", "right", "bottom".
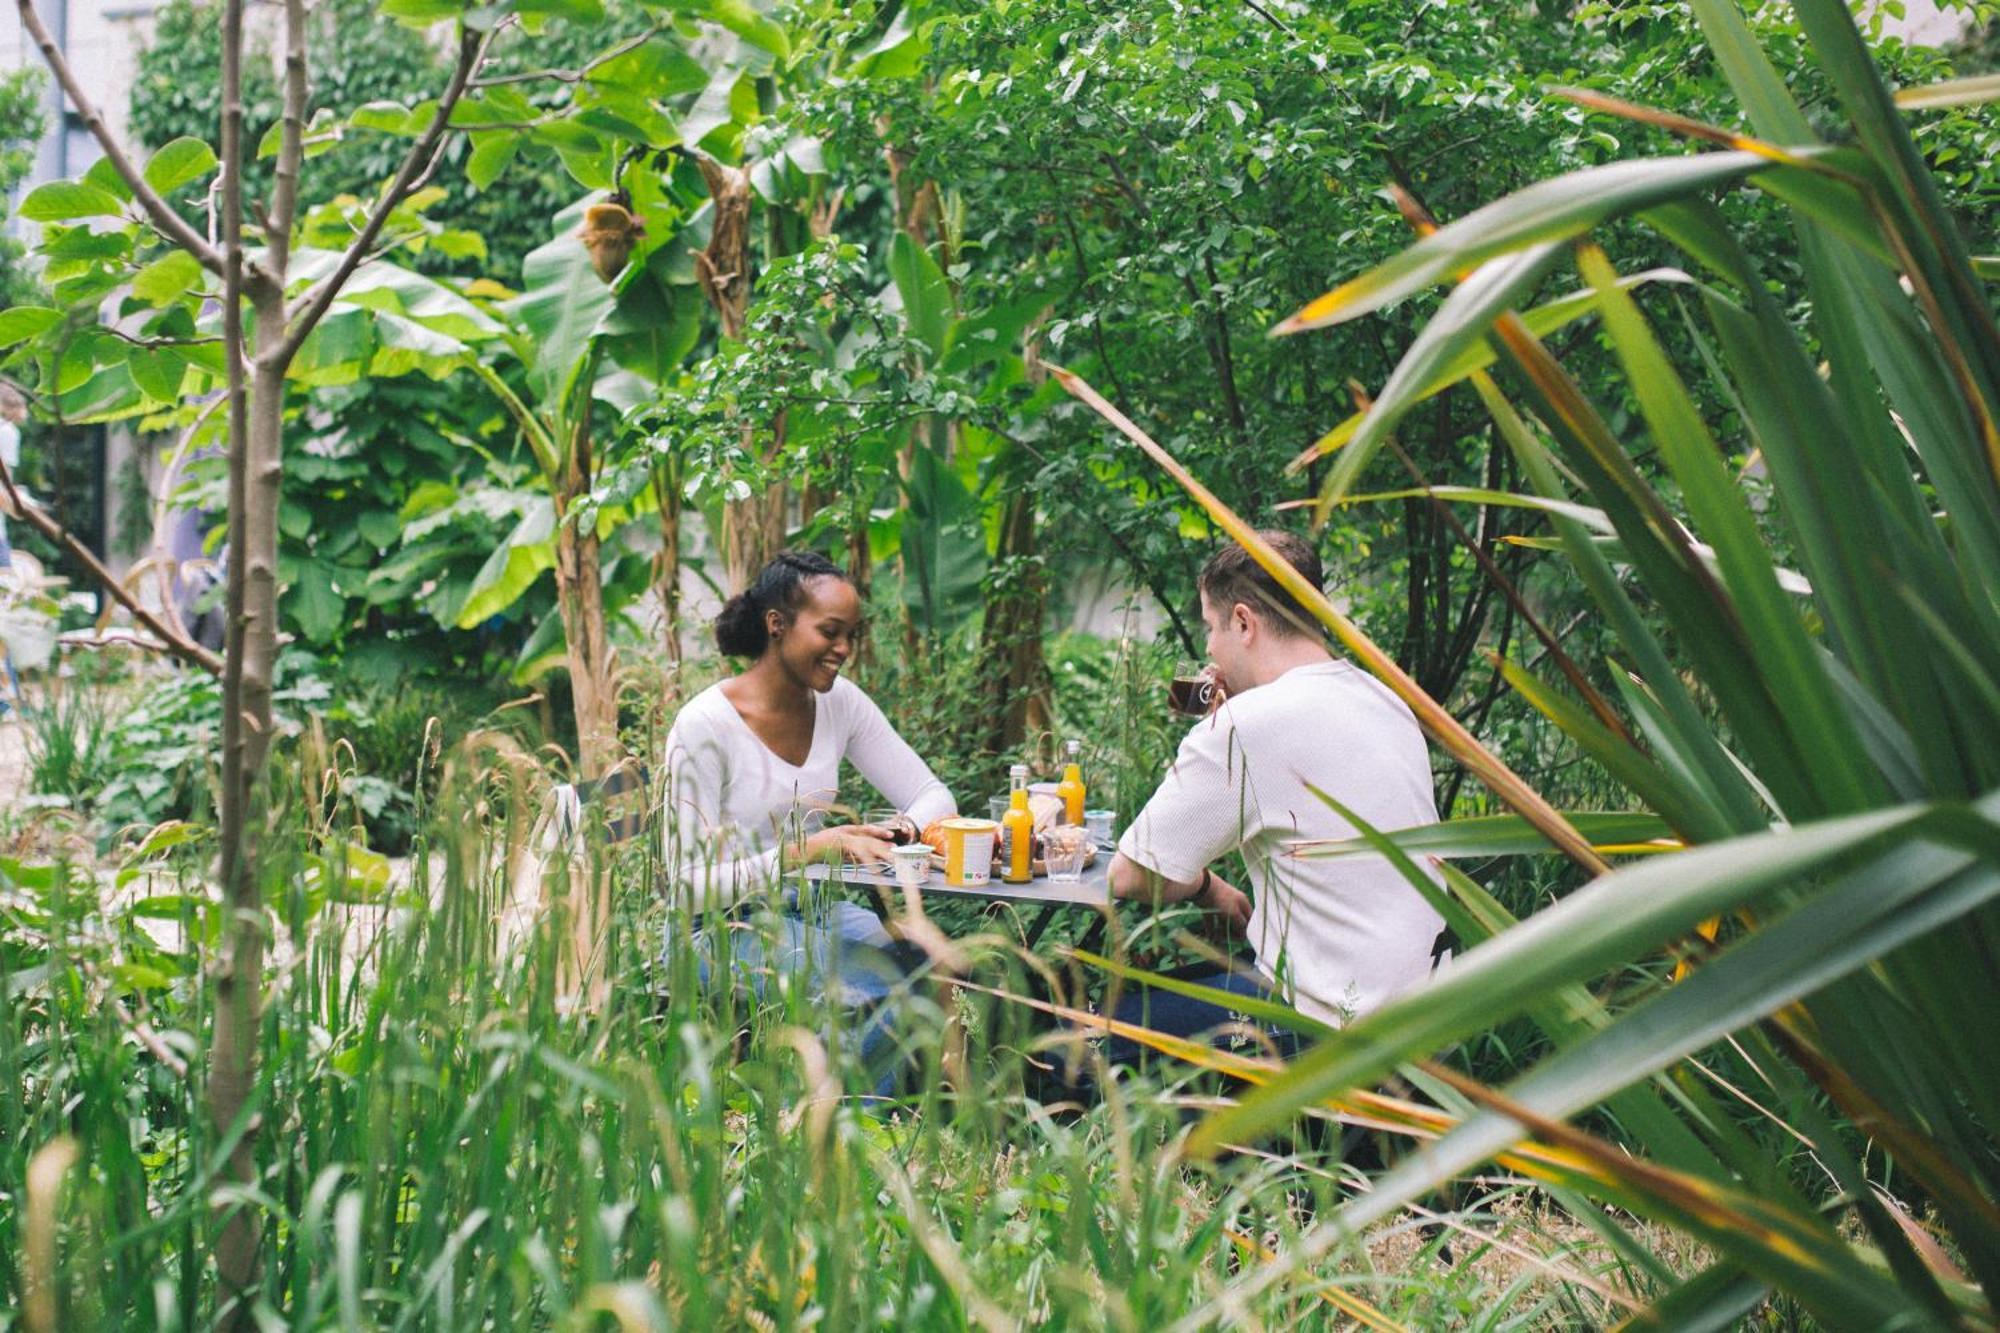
[
  {"left": 509, "top": 198, "right": 616, "bottom": 405},
  {"left": 706, "top": 0, "right": 790, "bottom": 60},
  {"left": 518, "top": 0, "right": 604, "bottom": 22},
  {"left": 357, "top": 510, "right": 404, "bottom": 550},
  {"left": 351, "top": 100, "right": 416, "bottom": 135},
  {"left": 465, "top": 131, "right": 522, "bottom": 191},
  {"left": 899, "top": 446, "right": 986, "bottom": 635},
  {"left": 84, "top": 155, "right": 132, "bottom": 203},
  {"left": 127, "top": 349, "right": 188, "bottom": 403},
  {"left": 852, "top": 6, "right": 926, "bottom": 79},
  {"left": 379, "top": 0, "right": 465, "bottom": 23},
  {"left": 1289, "top": 811, "right": 1678, "bottom": 861},
  {"left": 1332, "top": 818, "right": 1998, "bottom": 1326},
  {"left": 1320, "top": 242, "right": 1566, "bottom": 507},
  {"left": 454, "top": 500, "right": 557, "bottom": 626},
  {"left": 142, "top": 137, "right": 219, "bottom": 195},
  {"left": 0, "top": 306, "right": 63, "bottom": 349},
  {"left": 131, "top": 250, "right": 202, "bottom": 306},
  {"left": 1185, "top": 799, "right": 1944, "bottom": 1160},
  {"left": 288, "top": 559, "right": 346, "bottom": 643},
  {"left": 1893, "top": 72, "right": 2000, "bottom": 109},
  {"left": 20, "top": 180, "right": 126, "bottom": 222},
  {"left": 1274, "top": 152, "right": 1789, "bottom": 335},
  {"left": 889, "top": 232, "right": 952, "bottom": 359}
]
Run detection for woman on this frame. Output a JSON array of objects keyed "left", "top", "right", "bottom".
[{"left": 660, "top": 550, "right": 956, "bottom": 1095}]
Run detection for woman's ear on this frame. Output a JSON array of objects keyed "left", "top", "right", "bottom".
[{"left": 765, "top": 607, "right": 786, "bottom": 641}]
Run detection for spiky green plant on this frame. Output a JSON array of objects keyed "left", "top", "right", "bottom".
[{"left": 1058, "top": 0, "right": 2000, "bottom": 1326}]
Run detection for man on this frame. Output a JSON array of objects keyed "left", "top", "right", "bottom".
[{"left": 1107, "top": 531, "right": 1445, "bottom": 1056}]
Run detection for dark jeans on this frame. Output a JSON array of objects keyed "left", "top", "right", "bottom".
[{"left": 1106, "top": 963, "right": 1303, "bottom": 1069}]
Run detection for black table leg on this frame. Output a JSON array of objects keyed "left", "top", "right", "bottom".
[
  {"left": 1020, "top": 905, "right": 1061, "bottom": 951},
  {"left": 1069, "top": 912, "right": 1108, "bottom": 959}
]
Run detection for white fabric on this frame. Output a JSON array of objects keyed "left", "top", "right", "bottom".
[
  {"left": 661, "top": 675, "right": 955, "bottom": 911},
  {"left": 1117, "top": 660, "right": 1445, "bottom": 1025},
  {"left": 0, "top": 421, "right": 18, "bottom": 473}
]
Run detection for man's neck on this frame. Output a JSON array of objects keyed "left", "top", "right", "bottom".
[{"left": 1239, "top": 639, "right": 1335, "bottom": 692}]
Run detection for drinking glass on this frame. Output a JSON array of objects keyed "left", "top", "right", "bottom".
[
  {"left": 1168, "top": 660, "right": 1221, "bottom": 718},
  {"left": 1043, "top": 825, "right": 1091, "bottom": 882},
  {"left": 1084, "top": 808, "right": 1115, "bottom": 848},
  {"left": 864, "top": 808, "right": 914, "bottom": 845}
]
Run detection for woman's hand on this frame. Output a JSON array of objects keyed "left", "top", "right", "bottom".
[{"left": 798, "top": 824, "right": 899, "bottom": 866}]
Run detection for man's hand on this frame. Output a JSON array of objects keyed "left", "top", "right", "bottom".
[{"left": 1196, "top": 872, "right": 1252, "bottom": 930}]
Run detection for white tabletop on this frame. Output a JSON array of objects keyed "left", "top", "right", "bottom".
[{"left": 798, "top": 856, "right": 1112, "bottom": 909}]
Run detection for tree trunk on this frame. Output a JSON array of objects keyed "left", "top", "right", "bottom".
[
  {"left": 554, "top": 517, "right": 619, "bottom": 776},
  {"left": 979, "top": 484, "right": 1050, "bottom": 757},
  {"left": 847, "top": 495, "right": 873, "bottom": 671},
  {"left": 207, "top": 0, "right": 268, "bottom": 1313},
  {"left": 694, "top": 155, "right": 790, "bottom": 594},
  {"left": 653, "top": 459, "right": 683, "bottom": 692},
  {"left": 720, "top": 411, "right": 790, "bottom": 594},
  {"left": 210, "top": 307, "right": 286, "bottom": 1315},
  {"left": 554, "top": 389, "right": 619, "bottom": 778}
]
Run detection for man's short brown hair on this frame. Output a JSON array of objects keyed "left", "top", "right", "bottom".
[{"left": 1197, "top": 530, "right": 1325, "bottom": 639}]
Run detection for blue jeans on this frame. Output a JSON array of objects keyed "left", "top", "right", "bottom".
[
  {"left": 1107, "top": 965, "right": 1302, "bottom": 1069},
  {"left": 692, "top": 895, "right": 920, "bottom": 1101}
]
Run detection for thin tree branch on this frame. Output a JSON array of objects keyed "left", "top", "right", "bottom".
[
  {"left": 97, "top": 328, "right": 223, "bottom": 351},
  {"left": 0, "top": 454, "right": 222, "bottom": 674},
  {"left": 275, "top": 28, "right": 491, "bottom": 367},
  {"left": 13, "top": 0, "right": 224, "bottom": 275},
  {"left": 470, "top": 23, "right": 666, "bottom": 88}
]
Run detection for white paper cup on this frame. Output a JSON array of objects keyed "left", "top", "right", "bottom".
[{"left": 891, "top": 844, "right": 931, "bottom": 889}]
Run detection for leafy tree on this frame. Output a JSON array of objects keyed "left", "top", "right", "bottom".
[
  {"left": 0, "top": 67, "right": 45, "bottom": 307},
  {"left": 0, "top": 0, "right": 589, "bottom": 1312}
]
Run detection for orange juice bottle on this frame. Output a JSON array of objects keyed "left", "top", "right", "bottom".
[
  {"left": 1056, "top": 738, "right": 1086, "bottom": 825},
  {"left": 1002, "top": 763, "right": 1035, "bottom": 883}
]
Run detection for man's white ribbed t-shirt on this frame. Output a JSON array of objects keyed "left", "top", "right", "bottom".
[
  {"left": 661, "top": 675, "right": 955, "bottom": 910},
  {"left": 1117, "top": 659, "right": 1446, "bottom": 1024}
]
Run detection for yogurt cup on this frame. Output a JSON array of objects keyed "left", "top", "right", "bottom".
[{"left": 891, "top": 844, "right": 932, "bottom": 889}]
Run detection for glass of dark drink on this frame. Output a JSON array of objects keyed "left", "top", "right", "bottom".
[
  {"left": 865, "top": 809, "right": 915, "bottom": 844},
  {"left": 1167, "top": 662, "right": 1222, "bottom": 718}
]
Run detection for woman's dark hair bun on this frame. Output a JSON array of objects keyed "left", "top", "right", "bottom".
[
  {"left": 713, "top": 593, "right": 765, "bottom": 658},
  {"left": 711, "top": 550, "right": 848, "bottom": 658}
]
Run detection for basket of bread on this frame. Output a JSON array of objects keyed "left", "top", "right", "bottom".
[{"left": 919, "top": 794, "right": 1096, "bottom": 877}]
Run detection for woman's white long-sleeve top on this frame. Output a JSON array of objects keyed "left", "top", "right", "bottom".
[{"left": 660, "top": 675, "right": 955, "bottom": 912}]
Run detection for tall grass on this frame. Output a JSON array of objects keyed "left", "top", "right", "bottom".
[{"left": 0, "top": 733, "right": 1688, "bottom": 1328}]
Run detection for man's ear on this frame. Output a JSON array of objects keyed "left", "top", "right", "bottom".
[{"left": 1232, "top": 602, "right": 1255, "bottom": 638}]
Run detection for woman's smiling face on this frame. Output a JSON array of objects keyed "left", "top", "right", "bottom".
[{"left": 769, "top": 574, "right": 862, "bottom": 692}]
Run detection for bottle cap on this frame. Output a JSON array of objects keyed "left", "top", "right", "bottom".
[
  {"left": 1009, "top": 763, "right": 1029, "bottom": 777},
  {"left": 1065, "top": 738, "right": 1081, "bottom": 755}
]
